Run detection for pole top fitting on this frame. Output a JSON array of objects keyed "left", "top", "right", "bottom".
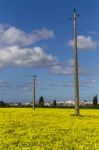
[
  {"left": 73, "top": 8, "right": 76, "bottom": 13},
  {"left": 32, "top": 75, "right": 37, "bottom": 79}
]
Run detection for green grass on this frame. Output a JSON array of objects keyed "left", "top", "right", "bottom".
[{"left": 0, "top": 108, "right": 99, "bottom": 150}]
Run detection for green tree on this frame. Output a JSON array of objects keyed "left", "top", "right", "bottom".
[
  {"left": 39, "top": 96, "right": 44, "bottom": 107},
  {"left": 0, "top": 101, "right": 5, "bottom": 107},
  {"left": 53, "top": 100, "right": 56, "bottom": 107},
  {"left": 93, "top": 95, "right": 98, "bottom": 106}
]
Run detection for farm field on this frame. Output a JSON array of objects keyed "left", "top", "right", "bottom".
[{"left": 0, "top": 108, "right": 99, "bottom": 150}]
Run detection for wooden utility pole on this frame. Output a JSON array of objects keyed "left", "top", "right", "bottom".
[
  {"left": 73, "top": 8, "right": 80, "bottom": 115},
  {"left": 33, "top": 75, "right": 36, "bottom": 110}
]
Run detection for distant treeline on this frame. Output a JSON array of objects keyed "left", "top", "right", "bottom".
[
  {"left": 0, "top": 95, "right": 98, "bottom": 109},
  {"left": 0, "top": 102, "right": 99, "bottom": 109}
]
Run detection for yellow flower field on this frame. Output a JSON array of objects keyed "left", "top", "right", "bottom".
[{"left": 0, "top": 108, "right": 99, "bottom": 150}]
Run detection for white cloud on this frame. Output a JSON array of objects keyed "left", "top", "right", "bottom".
[
  {"left": 0, "top": 46, "right": 58, "bottom": 68},
  {"left": 84, "top": 79, "right": 96, "bottom": 84},
  {"left": 51, "top": 65, "right": 90, "bottom": 76},
  {"left": 0, "top": 24, "right": 56, "bottom": 68},
  {"left": 68, "top": 35, "right": 97, "bottom": 49},
  {"left": 0, "top": 24, "right": 54, "bottom": 47},
  {"left": 87, "top": 31, "right": 97, "bottom": 35},
  {"left": 51, "top": 65, "right": 74, "bottom": 75},
  {"left": 51, "top": 59, "right": 74, "bottom": 75},
  {"left": 18, "top": 82, "right": 31, "bottom": 92},
  {"left": 51, "top": 59, "right": 90, "bottom": 76},
  {"left": 0, "top": 80, "right": 12, "bottom": 88},
  {"left": 0, "top": 80, "right": 7, "bottom": 84},
  {"left": 80, "top": 79, "right": 97, "bottom": 88},
  {"left": 68, "top": 59, "right": 74, "bottom": 66}
]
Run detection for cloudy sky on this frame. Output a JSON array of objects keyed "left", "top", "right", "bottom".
[{"left": 0, "top": 0, "right": 99, "bottom": 102}]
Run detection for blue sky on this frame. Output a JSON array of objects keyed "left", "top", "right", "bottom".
[{"left": 0, "top": 0, "right": 99, "bottom": 102}]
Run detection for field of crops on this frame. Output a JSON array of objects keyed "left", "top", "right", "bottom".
[{"left": 0, "top": 108, "right": 99, "bottom": 150}]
